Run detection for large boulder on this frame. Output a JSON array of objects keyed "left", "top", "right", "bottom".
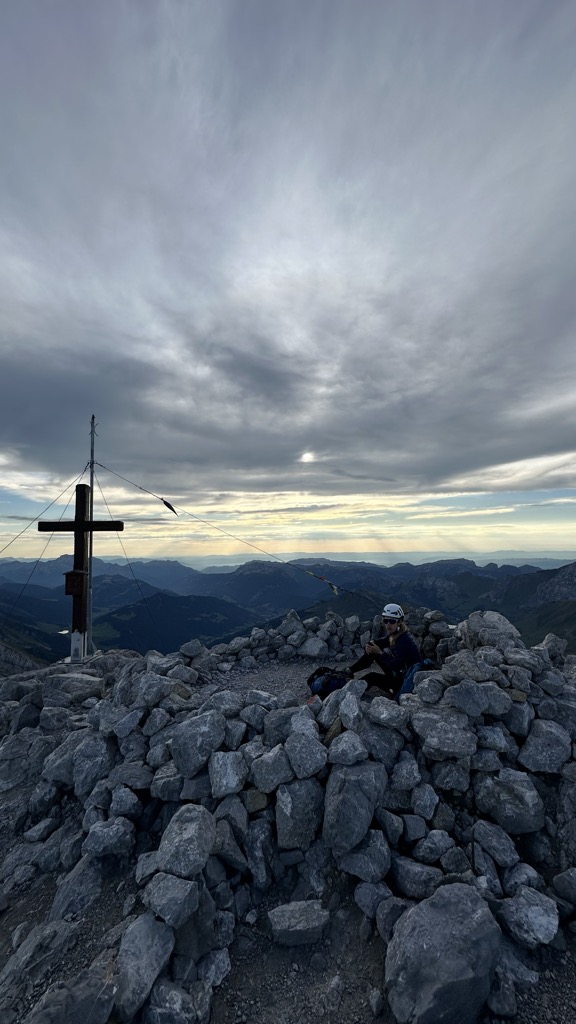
[
  {"left": 322, "top": 762, "right": 388, "bottom": 857},
  {"left": 385, "top": 883, "right": 501, "bottom": 1024}
]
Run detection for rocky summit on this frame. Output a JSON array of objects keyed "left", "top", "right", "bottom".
[{"left": 1, "top": 606, "right": 576, "bottom": 1024}]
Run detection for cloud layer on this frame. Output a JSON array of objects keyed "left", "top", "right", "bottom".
[{"left": 1, "top": 1, "right": 575, "bottom": 556}]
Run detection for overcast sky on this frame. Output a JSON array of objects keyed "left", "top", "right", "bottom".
[{"left": 1, "top": 0, "right": 576, "bottom": 563}]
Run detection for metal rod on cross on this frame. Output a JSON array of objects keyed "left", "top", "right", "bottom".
[
  {"left": 87, "top": 415, "right": 96, "bottom": 655},
  {"left": 38, "top": 483, "right": 124, "bottom": 662}
]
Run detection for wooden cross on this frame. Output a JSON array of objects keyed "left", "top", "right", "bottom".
[{"left": 38, "top": 483, "right": 124, "bottom": 661}]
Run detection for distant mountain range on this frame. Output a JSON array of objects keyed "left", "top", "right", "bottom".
[{"left": 1, "top": 554, "right": 576, "bottom": 665}]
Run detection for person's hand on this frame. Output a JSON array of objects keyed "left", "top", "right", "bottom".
[{"left": 366, "top": 641, "right": 381, "bottom": 653}]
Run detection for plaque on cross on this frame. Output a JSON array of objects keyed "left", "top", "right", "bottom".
[{"left": 38, "top": 483, "right": 124, "bottom": 660}]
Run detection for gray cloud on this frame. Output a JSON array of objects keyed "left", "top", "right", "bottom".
[{"left": 1, "top": 0, "right": 575, "bottom": 521}]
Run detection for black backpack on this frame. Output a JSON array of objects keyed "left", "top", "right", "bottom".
[{"left": 307, "top": 665, "right": 351, "bottom": 700}]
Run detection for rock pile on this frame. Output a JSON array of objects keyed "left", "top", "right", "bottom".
[{"left": 1, "top": 607, "right": 576, "bottom": 1024}]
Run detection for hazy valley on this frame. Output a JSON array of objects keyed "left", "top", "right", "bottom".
[{"left": 2, "top": 554, "right": 576, "bottom": 667}]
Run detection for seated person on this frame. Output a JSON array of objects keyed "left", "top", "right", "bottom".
[{"left": 349, "top": 603, "right": 420, "bottom": 698}]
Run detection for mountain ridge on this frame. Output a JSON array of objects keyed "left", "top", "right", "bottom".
[{"left": 1, "top": 554, "right": 576, "bottom": 662}]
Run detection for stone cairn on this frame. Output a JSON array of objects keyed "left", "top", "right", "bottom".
[{"left": 1, "top": 607, "right": 576, "bottom": 1023}]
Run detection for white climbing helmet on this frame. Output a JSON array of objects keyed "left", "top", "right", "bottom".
[{"left": 382, "top": 603, "right": 404, "bottom": 620}]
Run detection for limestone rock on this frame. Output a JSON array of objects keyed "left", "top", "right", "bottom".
[
  {"left": 385, "top": 883, "right": 500, "bottom": 1024},
  {"left": 268, "top": 900, "right": 330, "bottom": 945}
]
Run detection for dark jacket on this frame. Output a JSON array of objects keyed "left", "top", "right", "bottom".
[{"left": 372, "top": 629, "right": 420, "bottom": 676}]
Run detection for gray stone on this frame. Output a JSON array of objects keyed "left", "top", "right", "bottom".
[
  {"left": 475, "top": 768, "right": 545, "bottom": 834},
  {"left": 354, "top": 881, "right": 393, "bottom": 918},
  {"left": 367, "top": 698, "right": 410, "bottom": 733},
  {"left": 276, "top": 778, "right": 324, "bottom": 851},
  {"left": 375, "top": 808, "right": 404, "bottom": 847},
  {"left": 264, "top": 707, "right": 310, "bottom": 746},
  {"left": 170, "top": 711, "right": 226, "bottom": 778},
  {"left": 487, "top": 964, "right": 518, "bottom": 1019},
  {"left": 142, "top": 978, "right": 199, "bottom": 1024},
  {"left": 538, "top": 668, "right": 566, "bottom": 695},
  {"left": 552, "top": 868, "right": 576, "bottom": 905},
  {"left": 476, "top": 724, "right": 509, "bottom": 752},
  {"left": 472, "top": 845, "right": 503, "bottom": 897},
  {"left": 16, "top": 964, "right": 116, "bottom": 1024},
  {"left": 208, "top": 750, "right": 249, "bottom": 798},
  {"left": 213, "top": 819, "right": 247, "bottom": 871},
  {"left": 502, "top": 862, "right": 544, "bottom": 897},
  {"left": 171, "top": 880, "right": 218, "bottom": 979},
  {"left": 150, "top": 762, "right": 184, "bottom": 801},
  {"left": 354, "top": 720, "right": 405, "bottom": 770},
  {"left": 442, "top": 681, "right": 490, "bottom": 717},
  {"left": 480, "top": 683, "right": 513, "bottom": 717},
  {"left": 213, "top": 793, "right": 249, "bottom": 844},
  {"left": 517, "top": 719, "right": 572, "bottom": 774},
  {"left": 243, "top": 819, "right": 274, "bottom": 891},
  {"left": 336, "top": 829, "right": 391, "bottom": 882},
  {"left": 23, "top": 817, "right": 59, "bottom": 842},
  {"left": 505, "top": 649, "right": 545, "bottom": 674},
  {"left": 322, "top": 762, "right": 388, "bottom": 857},
  {"left": 180, "top": 770, "right": 211, "bottom": 801},
  {"left": 180, "top": 638, "right": 204, "bottom": 658},
  {"left": 327, "top": 731, "right": 368, "bottom": 765},
  {"left": 132, "top": 672, "right": 174, "bottom": 708},
  {"left": 250, "top": 744, "right": 294, "bottom": 793},
  {"left": 389, "top": 856, "right": 443, "bottom": 899},
  {"left": 498, "top": 886, "right": 559, "bottom": 949},
  {"left": 82, "top": 817, "right": 135, "bottom": 859},
  {"left": 224, "top": 719, "right": 246, "bottom": 750},
  {"left": 0, "top": 920, "right": 81, "bottom": 1022},
  {"left": 240, "top": 704, "right": 267, "bottom": 730},
  {"left": 284, "top": 731, "right": 328, "bottom": 778},
  {"left": 109, "top": 785, "right": 143, "bottom": 819},
  {"left": 410, "top": 782, "right": 439, "bottom": 820},
  {"left": 268, "top": 900, "right": 329, "bottom": 945},
  {"left": 413, "top": 677, "right": 443, "bottom": 703},
  {"left": 473, "top": 820, "right": 519, "bottom": 868},
  {"left": 142, "top": 873, "right": 199, "bottom": 928},
  {"left": 114, "top": 708, "right": 145, "bottom": 739},
  {"left": 412, "top": 830, "right": 454, "bottom": 864},
  {"left": 391, "top": 756, "right": 421, "bottom": 791},
  {"left": 48, "top": 856, "right": 103, "bottom": 921},
  {"left": 299, "top": 637, "right": 329, "bottom": 659},
  {"left": 376, "top": 896, "right": 407, "bottom": 942},
  {"left": 197, "top": 947, "right": 231, "bottom": 987},
  {"left": 471, "top": 749, "right": 503, "bottom": 771},
  {"left": 202, "top": 689, "right": 244, "bottom": 717},
  {"left": 338, "top": 692, "right": 363, "bottom": 731},
  {"left": 442, "top": 649, "right": 495, "bottom": 683},
  {"left": 115, "top": 911, "right": 175, "bottom": 1020},
  {"left": 502, "top": 701, "right": 535, "bottom": 738},
  {"left": 440, "top": 847, "right": 470, "bottom": 874},
  {"left": 385, "top": 883, "right": 500, "bottom": 1024},
  {"left": 155, "top": 805, "right": 216, "bottom": 880},
  {"left": 40, "top": 731, "right": 89, "bottom": 787},
  {"left": 402, "top": 815, "right": 426, "bottom": 842},
  {"left": 411, "top": 708, "right": 477, "bottom": 760},
  {"left": 430, "top": 761, "right": 467, "bottom": 790}
]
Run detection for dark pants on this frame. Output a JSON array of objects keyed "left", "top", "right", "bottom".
[{"left": 349, "top": 652, "right": 401, "bottom": 697}]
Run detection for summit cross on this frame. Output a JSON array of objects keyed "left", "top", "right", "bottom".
[{"left": 38, "top": 483, "right": 124, "bottom": 661}]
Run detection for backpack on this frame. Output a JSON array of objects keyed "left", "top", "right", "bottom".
[
  {"left": 307, "top": 666, "right": 351, "bottom": 700},
  {"left": 396, "top": 658, "right": 437, "bottom": 701}
]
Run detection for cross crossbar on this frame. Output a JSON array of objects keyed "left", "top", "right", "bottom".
[{"left": 38, "top": 521, "right": 124, "bottom": 532}]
